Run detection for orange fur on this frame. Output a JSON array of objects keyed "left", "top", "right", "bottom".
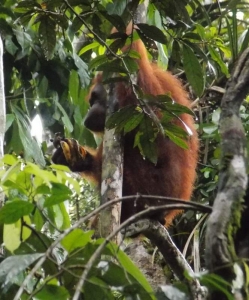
[{"left": 84, "top": 35, "right": 199, "bottom": 227}]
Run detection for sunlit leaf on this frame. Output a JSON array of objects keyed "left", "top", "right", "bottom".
[
  {"left": 35, "top": 284, "right": 69, "bottom": 300},
  {"left": 4, "top": 221, "right": 22, "bottom": 252},
  {"left": 22, "top": 215, "right": 32, "bottom": 241},
  {"left": 61, "top": 229, "right": 94, "bottom": 253},
  {"left": 0, "top": 200, "right": 34, "bottom": 224},
  {"left": 44, "top": 183, "right": 72, "bottom": 207},
  {"left": 1, "top": 154, "right": 18, "bottom": 166}
]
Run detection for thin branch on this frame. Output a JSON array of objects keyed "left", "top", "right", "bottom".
[
  {"left": 14, "top": 195, "right": 211, "bottom": 299},
  {"left": 72, "top": 203, "right": 210, "bottom": 300},
  {"left": 0, "top": 35, "right": 6, "bottom": 208}
]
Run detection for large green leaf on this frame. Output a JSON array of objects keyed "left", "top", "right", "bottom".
[
  {"left": 135, "top": 115, "right": 158, "bottom": 164},
  {"left": 14, "top": 0, "right": 39, "bottom": 13},
  {"left": 105, "top": 242, "right": 155, "bottom": 299},
  {"left": 99, "top": 11, "right": 126, "bottom": 32},
  {"left": 73, "top": 52, "right": 90, "bottom": 87},
  {"left": 106, "top": 0, "right": 127, "bottom": 16},
  {"left": 106, "top": 105, "right": 140, "bottom": 132},
  {"left": 35, "top": 285, "right": 69, "bottom": 300},
  {"left": 84, "top": 277, "right": 114, "bottom": 300},
  {"left": 208, "top": 45, "right": 229, "bottom": 76},
  {"left": 182, "top": 44, "right": 204, "bottom": 97},
  {"left": 0, "top": 200, "right": 34, "bottom": 224},
  {"left": 0, "top": 253, "right": 43, "bottom": 285},
  {"left": 61, "top": 229, "right": 94, "bottom": 253},
  {"left": 136, "top": 23, "right": 167, "bottom": 44},
  {"left": 39, "top": 15, "right": 56, "bottom": 60},
  {"left": 44, "top": 183, "right": 72, "bottom": 207}
]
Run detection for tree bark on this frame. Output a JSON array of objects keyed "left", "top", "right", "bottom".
[
  {"left": 205, "top": 48, "right": 249, "bottom": 299},
  {"left": 98, "top": 83, "right": 123, "bottom": 243}
]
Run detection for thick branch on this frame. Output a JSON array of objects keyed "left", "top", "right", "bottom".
[
  {"left": 133, "top": 219, "right": 207, "bottom": 300},
  {"left": 205, "top": 48, "right": 249, "bottom": 298},
  {"left": 98, "top": 83, "right": 123, "bottom": 242}
]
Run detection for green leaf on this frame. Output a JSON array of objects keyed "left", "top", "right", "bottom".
[
  {"left": 14, "top": 28, "right": 32, "bottom": 54},
  {"left": 1, "top": 154, "right": 18, "bottom": 166},
  {"left": 241, "top": 28, "right": 249, "bottom": 52},
  {"left": 109, "top": 37, "right": 127, "bottom": 53},
  {"left": 165, "top": 129, "right": 188, "bottom": 149},
  {"left": 182, "top": 44, "right": 204, "bottom": 97},
  {"left": 53, "top": 96, "right": 74, "bottom": 133},
  {"left": 0, "top": 200, "right": 34, "bottom": 224},
  {"left": 33, "top": 209, "right": 44, "bottom": 231},
  {"left": 106, "top": 105, "right": 138, "bottom": 132},
  {"left": 0, "top": 253, "right": 43, "bottom": 285},
  {"left": 61, "top": 229, "right": 94, "bottom": 253},
  {"left": 11, "top": 104, "right": 46, "bottom": 167},
  {"left": 24, "top": 162, "right": 58, "bottom": 186},
  {"left": 14, "top": 0, "right": 38, "bottom": 13},
  {"left": 57, "top": 202, "right": 71, "bottom": 230},
  {"left": 122, "top": 56, "right": 138, "bottom": 73},
  {"left": 136, "top": 23, "right": 167, "bottom": 44},
  {"left": 85, "top": 277, "right": 114, "bottom": 300},
  {"left": 155, "top": 95, "right": 194, "bottom": 116},
  {"left": 124, "top": 112, "right": 144, "bottom": 133},
  {"left": 164, "top": 122, "right": 189, "bottom": 140},
  {"left": 105, "top": 242, "right": 155, "bottom": 298},
  {"left": 78, "top": 41, "right": 99, "bottom": 56},
  {"left": 39, "top": 16, "right": 56, "bottom": 60},
  {"left": 73, "top": 52, "right": 90, "bottom": 87},
  {"left": 69, "top": 69, "right": 79, "bottom": 104},
  {"left": 0, "top": 161, "right": 21, "bottom": 184},
  {"left": 202, "top": 124, "right": 218, "bottom": 135},
  {"left": 106, "top": 0, "right": 126, "bottom": 16},
  {"left": 200, "top": 273, "right": 233, "bottom": 300},
  {"left": 36, "top": 184, "right": 51, "bottom": 195},
  {"left": 44, "top": 183, "right": 72, "bottom": 207},
  {"left": 5, "top": 114, "right": 15, "bottom": 132},
  {"left": 208, "top": 45, "right": 229, "bottom": 76},
  {"left": 135, "top": 115, "right": 158, "bottom": 164},
  {"left": 89, "top": 54, "right": 108, "bottom": 70},
  {"left": 96, "top": 59, "right": 127, "bottom": 74},
  {"left": 35, "top": 285, "right": 69, "bottom": 300},
  {"left": 211, "top": 108, "right": 221, "bottom": 125},
  {"left": 4, "top": 221, "right": 22, "bottom": 252},
  {"left": 100, "top": 11, "right": 126, "bottom": 32},
  {"left": 50, "top": 202, "right": 70, "bottom": 230}
]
